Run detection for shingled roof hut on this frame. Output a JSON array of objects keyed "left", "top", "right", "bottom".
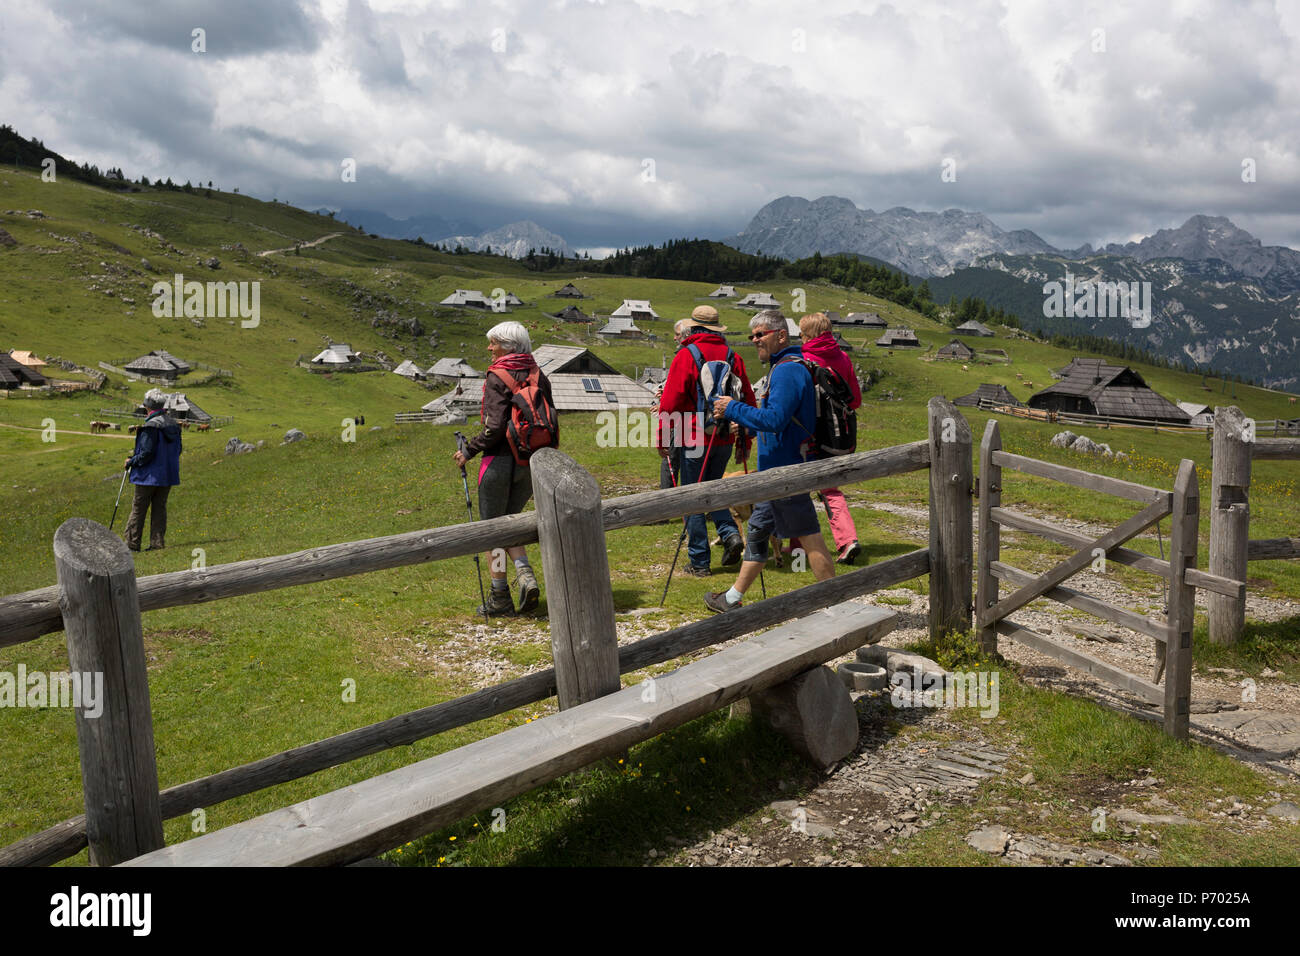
[
  {"left": 954, "top": 383, "right": 1024, "bottom": 408},
  {"left": 838, "top": 312, "right": 886, "bottom": 328},
  {"left": 876, "top": 328, "right": 921, "bottom": 348},
  {"left": 736, "top": 292, "right": 781, "bottom": 309},
  {"left": 553, "top": 283, "right": 585, "bottom": 299},
  {"left": 954, "top": 320, "right": 995, "bottom": 337},
  {"left": 123, "top": 350, "right": 191, "bottom": 380},
  {"left": 0, "top": 351, "right": 48, "bottom": 388},
  {"left": 1028, "top": 359, "right": 1190, "bottom": 423},
  {"left": 936, "top": 339, "right": 975, "bottom": 360},
  {"left": 552, "top": 304, "right": 591, "bottom": 322}
]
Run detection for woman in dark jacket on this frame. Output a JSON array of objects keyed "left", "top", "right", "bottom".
[
  {"left": 122, "top": 388, "right": 182, "bottom": 551},
  {"left": 451, "top": 321, "right": 555, "bottom": 616}
]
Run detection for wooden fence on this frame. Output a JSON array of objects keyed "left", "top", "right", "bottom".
[
  {"left": 0, "top": 397, "right": 970, "bottom": 866},
  {"left": 975, "top": 419, "right": 1242, "bottom": 739},
  {"left": 1208, "top": 405, "right": 1300, "bottom": 644}
]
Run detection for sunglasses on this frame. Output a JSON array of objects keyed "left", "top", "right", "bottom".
[{"left": 749, "top": 329, "right": 781, "bottom": 342}]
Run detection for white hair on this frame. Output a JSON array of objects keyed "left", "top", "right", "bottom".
[
  {"left": 673, "top": 319, "right": 694, "bottom": 337},
  {"left": 486, "top": 320, "right": 531, "bottom": 354},
  {"left": 143, "top": 388, "right": 168, "bottom": 410},
  {"left": 750, "top": 310, "right": 786, "bottom": 332}
]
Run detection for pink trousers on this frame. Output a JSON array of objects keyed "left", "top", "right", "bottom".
[{"left": 817, "top": 487, "right": 858, "bottom": 551}]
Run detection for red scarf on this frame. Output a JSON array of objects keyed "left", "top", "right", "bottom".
[{"left": 488, "top": 352, "right": 537, "bottom": 374}]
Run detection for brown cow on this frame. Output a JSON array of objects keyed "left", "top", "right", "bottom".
[{"left": 196, "top": 423, "right": 211, "bottom": 432}]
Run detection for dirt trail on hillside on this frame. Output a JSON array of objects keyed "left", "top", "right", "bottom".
[
  {"left": 0, "top": 421, "right": 132, "bottom": 440},
  {"left": 257, "top": 232, "right": 343, "bottom": 257}
]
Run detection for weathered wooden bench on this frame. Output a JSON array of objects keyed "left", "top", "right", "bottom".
[{"left": 124, "top": 602, "right": 896, "bottom": 867}]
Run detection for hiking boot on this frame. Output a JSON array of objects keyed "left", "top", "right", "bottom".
[
  {"left": 683, "top": 565, "right": 712, "bottom": 577},
  {"left": 516, "top": 566, "right": 540, "bottom": 613},
  {"left": 704, "top": 591, "right": 742, "bottom": 614},
  {"left": 837, "top": 541, "right": 861, "bottom": 565},
  {"left": 720, "top": 535, "right": 744, "bottom": 567},
  {"left": 477, "top": 588, "right": 515, "bottom": 617}
]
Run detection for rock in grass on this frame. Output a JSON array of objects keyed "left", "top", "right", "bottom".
[{"left": 283, "top": 428, "right": 305, "bottom": 443}]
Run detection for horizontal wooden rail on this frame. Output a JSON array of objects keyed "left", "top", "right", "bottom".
[
  {"left": 1252, "top": 438, "right": 1300, "bottom": 460},
  {"left": 989, "top": 561, "right": 1167, "bottom": 641},
  {"left": 123, "top": 604, "right": 899, "bottom": 866},
  {"left": 995, "top": 620, "right": 1163, "bottom": 705},
  {"left": 1248, "top": 538, "right": 1300, "bottom": 561},
  {"left": 990, "top": 506, "right": 1244, "bottom": 600},
  {"left": 0, "top": 441, "right": 930, "bottom": 648},
  {"left": 990, "top": 450, "right": 1167, "bottom": 504},
  {"left": 0, "top": 549, "right": 929, "bottom": 866}
]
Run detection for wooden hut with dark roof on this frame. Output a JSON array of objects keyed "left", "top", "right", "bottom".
[
  {"left": 0, "top": 351, "right": 48, "bottom": 388},
  {"left": 124, "top": 350, "right": 191, "bottom": 380},
  {"left": 954, "top": 383, "right": 1024, "bottom": 408},
  {"left": 936, "top": 339, "right": 976, "bottom": 360},
  {"left": 1028, "top": 359, "right": 1190, "bottom": 423},
  {"left": 954, "top": 320, "right": 994, "bottom": 337},
  {"left": 876, "top": 328, "right": 921, "bottom": 348},
  {"left": 838, "top": 312, "right": 886, "bottom": 328},
  {"left": 552, "top": 304, "right": 591, "bottom": 323},
  {"left": 552, "top": 283, "right": 585, "bottom": 299}
]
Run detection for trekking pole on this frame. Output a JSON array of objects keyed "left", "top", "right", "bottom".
[
  {"left": 742, "top": 451, "right": 766, "bottom": 600},
  {"left": 454, "top": 431, "right": 490, "bottom": 624},
  {"left": 108, "top": 468, "right": 129, "bottom": 531},
  {"left": 658, "top": 447, "right": 687, "bottom": 607}
]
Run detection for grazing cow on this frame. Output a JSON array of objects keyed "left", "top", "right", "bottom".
[
  {"left": 128, "top": 424, "right": 140, "bottom": 434},
  {"left": 196, "top": 422, "right": 211, "bottom": 432},
  {"left": 179, "top": 420, "right": 190, "bottom": 430}
]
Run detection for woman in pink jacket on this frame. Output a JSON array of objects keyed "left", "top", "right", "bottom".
[{"left": 799, "top": 313, "right": 862, "bottom": 564}]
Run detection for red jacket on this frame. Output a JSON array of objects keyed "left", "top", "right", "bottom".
[{"left": 657, "top": 332, "right": 756, "bottom": 449}]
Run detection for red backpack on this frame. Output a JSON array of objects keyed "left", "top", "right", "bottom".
[{"left": 491, "top": 366, "right": 559, "bottom": 465}]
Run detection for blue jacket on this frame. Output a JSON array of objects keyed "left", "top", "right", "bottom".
[
  {"left": 128, "top": 411, "right": 182, "bottom": 486},
  {"left": 720, "top": 344, "right": 815, "bottom": 471}
]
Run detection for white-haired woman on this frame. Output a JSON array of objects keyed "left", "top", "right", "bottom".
[
  {"left": 122, "top": 388, "right": 182, "bottom": 551},
  {"left": 451, "top": 321, "right": 555, "bottom": 616}
]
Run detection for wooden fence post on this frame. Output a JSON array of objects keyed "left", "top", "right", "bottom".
[
  {"left": 1209, "top": 405, "right": 1250, "bottom": 644},
  {"left": 975, "top": 419, "right": 1001, "bottom": 653},
  {"left": 53, "top": 518, "right": 164, "bottom": 865},
  {"left": 927, "top": 398, "right": 973, "bottom": 642},
  {"left": 1164, "top": 460, "right": 1198, "bottom": 739},
  {"left": 530, "top": 448, "right": 621, "bottom": 709}
]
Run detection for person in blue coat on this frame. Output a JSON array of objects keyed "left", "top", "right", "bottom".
[
  {"left": 122, "top": 389, "right": 182, "bottom": 551},
  {"left": 702, "top": 311, "right": 835, "bottom": 613}
]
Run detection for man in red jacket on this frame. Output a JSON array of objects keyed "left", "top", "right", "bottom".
[{"left": 656, "top": 305, "right": 755, "bottom": 575}]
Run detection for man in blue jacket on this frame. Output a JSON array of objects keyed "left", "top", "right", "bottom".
[
  {"left": 703, "top": 311, "right": 834, "bottom": 612},
  {"left": 122, "top": 389, "right": 182, "bottom": 551}
]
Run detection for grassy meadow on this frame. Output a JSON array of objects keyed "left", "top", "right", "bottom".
[{"left": 1, "top": 166, "right": 1298, "bottom": 865}]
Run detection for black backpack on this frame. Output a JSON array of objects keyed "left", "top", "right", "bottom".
[{"left": 778, "top": 358, "right": 857, "bottom": 457}]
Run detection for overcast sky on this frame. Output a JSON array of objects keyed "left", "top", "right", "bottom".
[{"left": 4, "top": 0, "right": 1299, "bottom": 254}]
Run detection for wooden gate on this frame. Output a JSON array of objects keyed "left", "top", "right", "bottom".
[{"left": 975, "top": 420, "right": 1238, "bottom": 739}]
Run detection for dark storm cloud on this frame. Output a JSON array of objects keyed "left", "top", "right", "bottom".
[
  {"left": 46, "top": 0, "right": 324, "bottom": 58},
  {"left": 3, "top": 0, "right": 1298, "bottom": 252}
]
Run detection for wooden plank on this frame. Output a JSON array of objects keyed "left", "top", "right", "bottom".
[
  {"left": 123, "top": 604, "right": 898, "bottom": 866},
  {"left": 1209, "top": 406, "right": 1250, "bottom": 644},
  {"left": 1164, "top": 460, "right": 1198, "bottom": 739},
  {"left": 978, "top": 497, "right": 1171, "bottom": 630},
  {"left": 5, "top": 549, "right": 928, "bottom": 867},
  {"left": 1, "top": 441, "right": 932, "bottom": 648},
  {"left": 989, "top": 561, "right": 1167, "bottom": 641},
  {"left": 927, "top": 398, "right": 973, "bottom": 641},
  {"left": 1248, "top": 538, "right": 1300, "bottom": 561},
  {"left": 976, "top": 419, "right": 1002, "bottom": 653},
  {"left": 530, "top": 449, "right": 620, "bottom": 709},
  {"left": 995, "top": 620, "right": 1163, "bottom": 704},
  {"left": 1252, "top": 438, "right": 1300, "bottom": 460},
  {"left": 990, "top": 450, "right": 1166, "bottom": 504},
  {"left": 53, "top": 519, "right": 164, "bottom": 866},
  {"left": 1185, "top": 567, "right": 1246, "bottom": 600}
]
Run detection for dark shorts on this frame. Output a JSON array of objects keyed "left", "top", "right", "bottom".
[
  {"left": 478, "top": 453, "right": 532, "bottom": 519},
  {"left": 743, "top": 494, "right": 822, "bottom": 562}
]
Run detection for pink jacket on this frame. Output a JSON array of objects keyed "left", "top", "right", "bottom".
[{"left": 799, "top": 333, "right": 862, "bottom": 410}]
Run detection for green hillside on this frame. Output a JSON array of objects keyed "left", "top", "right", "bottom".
[{"left": 2, "top": 168, "right": 1298, "bottom": 866}]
